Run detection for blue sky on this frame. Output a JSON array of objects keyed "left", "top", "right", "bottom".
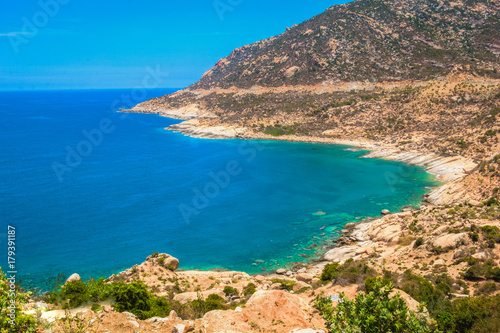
[{"left": 0, "top": 0, "right": 346, "bottom": 90}]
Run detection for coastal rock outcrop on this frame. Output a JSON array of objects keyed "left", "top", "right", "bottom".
[{"left": 65, "top": 273, "right": 81, "bottom": 284}]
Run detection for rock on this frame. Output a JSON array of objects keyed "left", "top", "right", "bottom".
[
  {"left": 433, "top": 225, "right": 449, "bottom": 236},
  {"left": 284, "top": 66, "right": 300, "bottom": 77},
  {"left": 290, "top": 329, "right": 326, "bottom": 333},
  {"left": 391, "top": 289, "right": 426, "bottom": 314},
  {"left": 381, "top": 209, "right": 391, "bottom": 215},
  {"left": 254, "top": 275, "right": 265, "bottom": 282},
  {"left": 65, "top": 273, "right": 81, "bottom": 284},
  {"left": 297, "top": 268, "right": 307, "bottom": 274},
  {"left": 201, "top": 290, "right": 323, "bottom": 331},
  {"left": 163, "top": 283, "right": 177, "bottom": 291},
  {"left": 129, "top": 320, "right": 140, "bottom": 328},
  {"left": 122, "top": 312, "right": 137, "bottom": 319},
  {"left": 296, "top": 273, "right": 313, "bottom": 283},
  {"left": 311, "top": 278, "right": 320, "bottom": 285},
  {"left": 432, "top": 233, "right": 469, "bottom": 250},
  {"left": 270, "top": 283, "right": 282, "bottom": 290},
  {"left": 292, "top": 281, "right": 310, "bottom": 292},
  {"left": 472, "top": 252, "right": 489, "bottom": 260},
  {"left": 234, "top": 307, "right": 242, "bottom": 313},
  {"left": 34, "top": 301, "right": 48, "bottom": 309},
  {"left": 286, "top": 270, "right": 293, "bottom": 277},
  {"left": 172, "top": 324, "right": 185, "bottom": 333},
  {"left": 368, "top": 223, "right": 403, "bottom": 243},
  {"left": 169, "top": 310, "right": 178, "bottom": 319},
  {"left": 469, "top": 200, "right": 481, "bottom": 207},
  {"left": 163, "top": 255, "right": 180, "bottom": 271},
  {"left": 322, "top": 245, "right": 358, "bottom": 262},
  {"left": 433, "top": 259, "right": 445, "bottom": 266},
  {"left": 453, "top": 247, "right": 470, "bottom": 259},
  {"left": 276, "top": 268, "right": 287, "bottom": 275}
]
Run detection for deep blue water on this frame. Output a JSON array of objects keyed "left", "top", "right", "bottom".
[{"left": 0, "top": 89, "right": 439, "bottom": 289}]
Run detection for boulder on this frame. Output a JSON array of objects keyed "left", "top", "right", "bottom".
[
  {"left": 293, "top": 281, "right": 311, "bottom": 292},
  {"left": 296, "top": 273, "right": 313, "bottom": 283},
  {"left": 322, "top": 245, "right": 358, "bottom": 262},
  {"left": 432, "top": 225, "right": 449, "bottom": 236},
  {"left": 433, "top": 259, "right": 445, "bottom": 266},
  {"left": 469, "top": 200, "right": 481, "bottom": 207},
  {"left": 381, "top": 209, "right": 391, "bottom": 215},
  {"left": 172, "top": 324, "right": 185, "bottom": 333},
  {"left": 65, "top": 273, "right": 81, "bottom": 284},
  {"left": 276, "top": 268, "right": 287, "bottom": 275},
  {"left": 254, "top": 275, "right": 265, "bottom": 282},
  {"left": 163, "top": 255, "right": 180, "bottom": 271},
  {"left": 432, "top": 233, "right": 469, "bottom": 250},
  {"left": 472, "top": 252, "right": 489, "bottom": 260},
  {"left": 200, "top": 290, "right": 323, "bottom": 332},
  {"left": 453, "top": 247, "right": 470, "bottom": 259}
]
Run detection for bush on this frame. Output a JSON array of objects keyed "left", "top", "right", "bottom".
[
  {"left": 0, "top": 268, "right": 37, "bottom": 332},
  {"left": 448, "top": 295, "right": 500, "bottom": 333},
  {"left": 478, "top": 282, "right": 497, "bottom": 295},
  {"left": 91, "top": 303, "right": 102, "bottom": 312},
  {"left": 485, "top": 197, "right": 499, "bottom": 206},
  {"left": 399, "top": 270, "right": 450, "bottom": 317},
  {"left": 320, "top": 263, "right": 340, "bottom": 281},
  {"left": 314, "top": 281, "right": 431, "bottom": 333},
  {"left": 270, "top": 279, "right": 295, "bottom": 291},
  {"left": 414, "top": 237, "right": 424, "bottom": 248},
  {"left": 110, "top": 281, "right": 154, "bottom": 319},
  {"left": 243, "top": 283, "right": 256, "bottom": 296},
  {"left": 364, "top": 276, "right": 391, "bottom": 293},
  {"left": 61, "top": 280, "right": 89, "bottom": 309},
  {"left": 320, "top": 259, "right": 376, "bottom": 286},
  {"left": 469, "top": 232, "right": 479, "bottom": 242},
  {"left": 223, "top": 286, "right": 238, "bottom": 296}
]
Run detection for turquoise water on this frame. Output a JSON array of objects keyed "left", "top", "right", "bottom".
[{"left": 0, "top": 89, "right": 439, "bottom": 290}]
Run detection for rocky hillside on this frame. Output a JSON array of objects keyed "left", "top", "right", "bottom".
[{"left": 191, "top": 0, "right": 500, "bottom": 89}]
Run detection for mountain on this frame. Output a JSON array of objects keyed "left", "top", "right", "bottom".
[
  {"left": 132, "top": 0, "right": 500, "bottom": 204},
  {"left": 191, "top": 0, "right": 500, "bottom": 89}
]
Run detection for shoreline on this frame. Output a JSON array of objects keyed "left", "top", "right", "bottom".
[{"left": 122, "top": 107, "right": 479, "bottom": 279}]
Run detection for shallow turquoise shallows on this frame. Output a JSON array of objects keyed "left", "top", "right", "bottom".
[{"left": 0, "top": 89, "right": 439, "bottom": 290}]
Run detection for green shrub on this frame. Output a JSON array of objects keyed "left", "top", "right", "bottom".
[
  {"left": 399, "top": 270, "right": 450, "bottom": 317},
  {"left": 469, "top": 232, "right": 479, "bottom": 242},
  {"left": 364, "top": 276, "right": 391, "bottom": 293},
  {"left": 447, "top": 295, "right": 500, "bottom": 333},
  {"left": 270, "top": 279, "right": 295, "bottom": 291},
  {"left": 315, "top": 281, "right": 431, "bottom": 332},
  {"left": 223, "top": 286, "right": 238, "bottom": 296},
  {"left": 320, "top": 263, "right": 340, "bottom": 281},
  {"left": 478, "top": 282, "right": 497, "bottom": 295},
  {"left": 110, "top": 281, "right": 153, "bottom": 319},
  {"left": 243, "top": 283, "right": 256, "bottom": 296},
  {"left": 414, "top": 237, "right": 424, "bottom": 248},
  {"left": 0, "top": 268, "right": 37, "bottom": 332},
  {"left": 485, "top": 197, "right": 499, "bottom": 206},
  {"left": 61, "top": 280, "right": 89, "bottom": 309},
  {"left": 91, "top": 303, "right": 102, "bottom": 312}
]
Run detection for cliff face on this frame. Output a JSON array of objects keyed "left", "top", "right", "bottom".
[{"left": 191, "top": 0, "right": 500, "bottom": 89}]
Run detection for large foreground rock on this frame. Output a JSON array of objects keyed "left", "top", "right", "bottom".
[{"left": 200, "top": 290, "right": 323, "bottom": 332}]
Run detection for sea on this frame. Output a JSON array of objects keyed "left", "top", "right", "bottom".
[{"left": 0, "top": 88, "right": 440, "bottom": 290}]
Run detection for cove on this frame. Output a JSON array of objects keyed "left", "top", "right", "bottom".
[{"left": 0, "top": 89, "right": 440, "bottom": 290}]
